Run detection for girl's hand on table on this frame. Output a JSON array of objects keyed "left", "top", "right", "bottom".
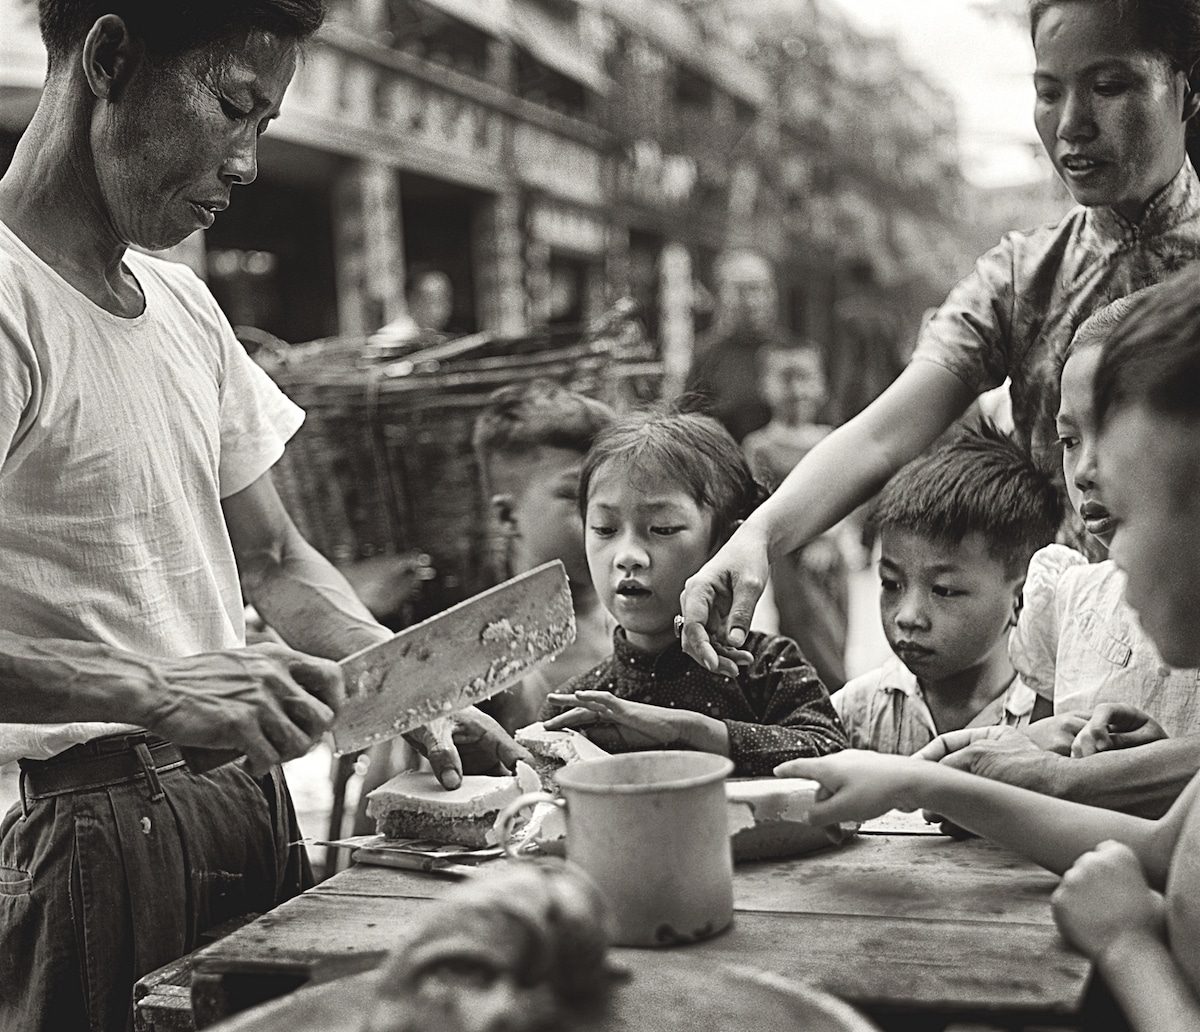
[
  {"left": 774, "top": 750, "right": 923, "bottom": 825},
  {"left": 1071, "top": 704, "right": 1168, "bottom": 758},
  {"left": 544, "top": 690, "right": 719, "bottom": 753},
  {"left": 1051, "top": 840, "right": 1165, "bottom": 961}
]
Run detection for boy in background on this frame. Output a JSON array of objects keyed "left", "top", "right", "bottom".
[
  {"left": 834, "top": 422, "right": 1060, "bottom": 753},
  {"left": 472, "top": 380, "right": 616, "bottom": 730},
  {"left": 743, "top": 343, "right": 850, "bottom": 690}
]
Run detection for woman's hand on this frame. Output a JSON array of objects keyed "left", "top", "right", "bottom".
[
  {"left": 678, "top": 523, "right": 769, "bottom": 676},
  {"left": 1051, "top": 840, "right": 1165, "bottom": 961},
  {"left": 1071, "top": 703, "right": 1168, "bottom": 758},
  {"left": 543, "top": 690, "right": 728, "bottom": 754},
  {"left": 773, "top": 750, "right": 925, "bottom": 825}
]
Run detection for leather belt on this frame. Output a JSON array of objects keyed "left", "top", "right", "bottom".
[{"left": 18, "top": 732, "right": 186, "bottom": 809}]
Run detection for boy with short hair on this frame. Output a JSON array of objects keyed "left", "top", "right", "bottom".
[
  {"left": 834, "top": 421, "right": 1060, "bottom": 753},
  {"left": 779, "top": 267, "right": 1200, "bottom": 1031},
  {"left": 743, "top": 342, "right": 850, "bottom": 691},
  {"left": 472, "top": 380, "right": 616, "bottom": 730}
]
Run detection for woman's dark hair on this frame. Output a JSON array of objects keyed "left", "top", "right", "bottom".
[
  {"left": 1030, "top": 0, "right": 1200, "bottom": 168},
  {"left": 38, "top": 0, "right": 326, "bottom": 65},
  {"left": 579, "top": 411, "right": 768, "bottom": 544}
]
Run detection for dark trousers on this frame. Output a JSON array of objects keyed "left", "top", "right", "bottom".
[{"left": 0, "top": 735, "right": 311, "bottom": 1032}]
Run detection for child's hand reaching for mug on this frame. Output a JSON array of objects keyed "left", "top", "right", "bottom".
[{"left": 544, "top": 690, "right": 729, "bottom": 754}]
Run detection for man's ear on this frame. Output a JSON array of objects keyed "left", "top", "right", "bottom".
[
  {"left": 490, "top": 493, "right": 518, "bottom": 532},
  {"left": 1182, "top": 64, "right": 1200, "bottom": 123},
  {"left": 81, "top": 15, "right": 142, "bottom": 101}
]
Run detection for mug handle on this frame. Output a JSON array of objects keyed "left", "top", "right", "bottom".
[{"left": 495, "top": 791, "right": 564, "bottom": 858}]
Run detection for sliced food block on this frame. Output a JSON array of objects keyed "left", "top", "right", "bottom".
[
  {"left": 726, "top": 778, "right": 856, "bottom": 861},
  {"left": 366, "top": 763, "right": 540, "bottom": 848}
]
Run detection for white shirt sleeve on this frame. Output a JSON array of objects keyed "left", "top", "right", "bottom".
[
  {"left": 0, "top": 305, "right": 37, "bottom": 462},
  {"left": 213, "top": 315, "right": 305, "bottom": 498},
  {"left": 1009, "top": 544, "right": 1089, "bottom": 701}
]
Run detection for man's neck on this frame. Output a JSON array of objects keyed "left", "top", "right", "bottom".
[{"left": 0, "top": 79, "right": 139, "bottom": 315}]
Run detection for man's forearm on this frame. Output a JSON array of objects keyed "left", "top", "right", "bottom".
[
  {"left": 241, "top": 534, "right": 391, "bottom": 661},
  {"left": 0, "top": 630, "right": 154, "bottom": 724},
  {"left": 1055, "top": 737, "right": 1200, "bottom": 818}
]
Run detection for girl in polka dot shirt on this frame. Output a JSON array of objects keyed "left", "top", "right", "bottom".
[{"left": 542, "top": 411, "right": 847, "bottom": 775}]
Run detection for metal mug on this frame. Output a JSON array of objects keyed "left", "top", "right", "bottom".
[{"left": 497, "top": 750, "right": 735, "bottom": 948}]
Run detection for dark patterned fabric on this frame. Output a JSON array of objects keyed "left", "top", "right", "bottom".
[{"left": 543, "top": 628, "right": 848, "bottom": 776}]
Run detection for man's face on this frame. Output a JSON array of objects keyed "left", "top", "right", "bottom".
[
  {"left": 1100, "top": 405, "right": 1200, "bottom": 667},
  {"left": 719, "top": 254, "right": 776, "bottom": 332},
  {"left": 489, "top": 448, "right": 590, "bottom": 588},
  {"left": 93, "top": 28, "right": 297, "bottom": 250}
]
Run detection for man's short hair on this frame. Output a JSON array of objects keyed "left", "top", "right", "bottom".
[
  {"left": 38, "top": 0, "right": 326, "bottom": 65},
  {"left": 1094, "top": 267, "right": 1200, "bottom": 429},
  {"left": 472, "top": 379, "right": 615, "bottom": 467},
  {"left": 872, "top": 420, "right": 1062, "bottom": 577}
]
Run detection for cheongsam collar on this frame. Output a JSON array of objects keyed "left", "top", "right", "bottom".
[{"left": 1086, "top": 160, "right": 1200, "bottom": 243}]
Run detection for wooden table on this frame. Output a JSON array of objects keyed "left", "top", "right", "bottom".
[{"left": 189, "top": 819, "right": 1092, "bottom": 1030}]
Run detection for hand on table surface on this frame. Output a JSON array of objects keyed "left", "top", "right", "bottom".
[
  {"left": 140, "top": 642, "right": 343, "bottom": 775},
  {"left": 405, "top": 706, "right": 532, "bottom": 789},
  {"left": 1023, "top": 712, "right": 1090, "bottom": 755},
  {"left": 1051, "top": 840, "right": 1165, "bottom": 961},
  {"left": 678, "top": 525, "right": 769, "bottom": 677},
  {"left": 773, "top": 750, "right": 923, "bottom": 825},
  {"left": 1071, "top": 703, "right": 1168, "bottom": 758},
  {"left": 543, "top": 691, "right": 708, "bottom": 752}
]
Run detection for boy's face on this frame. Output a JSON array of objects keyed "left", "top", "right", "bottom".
[
  {"left": 878, "top": 528, "right": 1022, "bottom": 684},
  {"left": 1058, "top": 347, "right": 1117, "bottom": 548},
  {"left": 488, "top": 447, "right": 590, "bottom": 589},
  {"left": 761, "top": 350, "right": 825, "bottom": 425},
  {"left": 1100, "top": 405, "right": 1200, "bottom": 667},
  {"left": 584, "top": 463, "right": 715, "bottom": 653}
]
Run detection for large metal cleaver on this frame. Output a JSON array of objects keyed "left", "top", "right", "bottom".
[{"left": 330, "top": 559, "right": 575, "bottom": 755}]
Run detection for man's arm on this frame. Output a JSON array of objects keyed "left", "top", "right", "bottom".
[
  {"left": 921, "top": 727, "right": 1200, "bottom": 818},
  {"left": 0, "top": 630, "right": 341, "bottom": 773},
  {"left": 222, "top": 473, "right": 529, "bottom": 787},
  {"left": 222, "top": 474, "right": 393, "bottom": 660}
]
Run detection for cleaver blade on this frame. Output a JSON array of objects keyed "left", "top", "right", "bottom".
[{"left": 331, "top": 560, "right": 575, "bottom": 755}]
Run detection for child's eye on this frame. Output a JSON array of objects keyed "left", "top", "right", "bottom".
[
  {"left": 932, "top": 585, "right": 964, "bottom": 599},
  {"left": 1035, "top": 87, "right": 1061, "bottom": 104},
  {"left": 589, "top": 525, "right": 616, "bottom": 538},
  {"left": 879, "top": 577, "right": 900, "bottom": 592},
  {"left": 1056, "top": 434, "right": 1079, "bottom": 451},
  {"left": 553, "top": 487, "right": 578, "bottom": 502},
  {"left": 1094, "top": 80, "right": 1128, "bottom": 97},
  {"left": 650, "top": 525, "right": 685, "bottom": 537}
]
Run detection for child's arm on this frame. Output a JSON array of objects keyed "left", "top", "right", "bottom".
[
  {"left": 777, "top": 750, "right": 1189, "bottom": 883},
  {"left": 543, "top": 690, "right": 730, "bottom": 755},
  {"left": 1052, "top": 840, "right": 1200, "bottom": 1032}
]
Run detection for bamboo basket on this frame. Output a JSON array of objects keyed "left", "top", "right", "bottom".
[{"left": 255, "top": 303, "right": 662, "bottom": 618}]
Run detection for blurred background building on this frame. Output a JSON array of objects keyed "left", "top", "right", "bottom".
[{"left": 0, "top": 0, "right": 1067, "bottom": 415}]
